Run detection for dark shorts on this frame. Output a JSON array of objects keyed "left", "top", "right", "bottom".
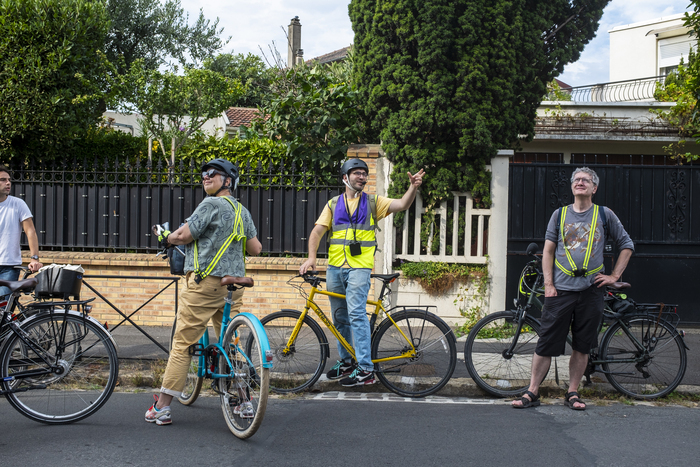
[{"left": 534, "top": 285, "right": 604, "bottom": 357}]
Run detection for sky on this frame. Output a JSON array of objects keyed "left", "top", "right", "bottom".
[{"left": 180, "top": 0, "right": 692, "bottom": 87}]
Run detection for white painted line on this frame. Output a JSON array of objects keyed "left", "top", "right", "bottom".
[{"left": 307, "top": 392, "right": 503, "bottom": 405}]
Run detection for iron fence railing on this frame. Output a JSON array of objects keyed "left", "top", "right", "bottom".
[
  {"left": 9, "top": 157, "right": 343, "bottom": 255},
  {"left": 562, "top": 76, "right": 666, "bottom": 103}
]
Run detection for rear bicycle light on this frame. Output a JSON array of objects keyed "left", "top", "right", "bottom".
[{"left": 265, "top": 350, "right": 274, "bottom": 363}]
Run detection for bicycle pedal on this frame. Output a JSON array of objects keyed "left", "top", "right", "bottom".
[{"left": 189, "top": 343, "right": 205, "bottom": 356}]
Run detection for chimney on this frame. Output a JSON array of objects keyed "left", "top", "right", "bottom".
[{"left": 288, "top": 16, "right": 301, "bottom": 68}]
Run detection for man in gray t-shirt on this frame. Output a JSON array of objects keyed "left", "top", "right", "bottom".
[
  {"left": 145, "top": 159, "right": 262, "bottom": 426},
  {"left": 512, "top": 167, "right": 634, "bottom": 411}
]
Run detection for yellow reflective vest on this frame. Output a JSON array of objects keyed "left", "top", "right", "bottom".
[{"left": 328, "top": 193, "right": 377, "bottom": 269}]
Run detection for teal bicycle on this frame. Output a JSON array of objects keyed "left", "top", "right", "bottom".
[{"left": 171, "top": 275, "right": 273, "bottom": 439}]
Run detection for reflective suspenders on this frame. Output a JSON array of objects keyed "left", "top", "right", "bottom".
[
  {"left": 193, "top": 197, "right": 246, "bottom": 283},
  {"left": 554, "top": 204, "right": 604, "bottom": 278}
]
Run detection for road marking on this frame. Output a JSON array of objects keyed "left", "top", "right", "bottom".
[{"left": 306, "top": 391, "right": 507, "bottom": 405}]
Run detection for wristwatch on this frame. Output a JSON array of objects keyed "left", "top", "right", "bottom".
[{"left": 30, "top": 255, "right": 39, "bottom": 260}]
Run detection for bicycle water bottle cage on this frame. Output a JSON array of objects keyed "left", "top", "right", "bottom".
[{"left": 188, "top": 343, "right": 205, "bottom": 356}]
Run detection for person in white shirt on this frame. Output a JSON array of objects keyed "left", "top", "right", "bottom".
[{"left": 0, "top": 165, "right": 42, "bottom": 298}]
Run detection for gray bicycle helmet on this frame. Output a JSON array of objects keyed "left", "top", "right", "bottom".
[
  {"left": 202, "top": 158, "right": 239, "bottom": 191},
  {"left": 340, "top": 159, "right": 369, "bottom": 177}
]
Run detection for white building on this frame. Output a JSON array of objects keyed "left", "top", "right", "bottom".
[{"left": 609, "top": 13, "right": 694, "bottom": 82}]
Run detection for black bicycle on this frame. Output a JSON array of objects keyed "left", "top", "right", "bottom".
[
  {"left": 464, "top": 243, "right": 688, "bottom": 400},
  {"left": 0, "top": 271, "right": 118, "bottom": 424}
]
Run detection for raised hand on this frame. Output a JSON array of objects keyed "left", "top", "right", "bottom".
[{"left": 408, "top": 169, "right": 425, "bottom": 188}]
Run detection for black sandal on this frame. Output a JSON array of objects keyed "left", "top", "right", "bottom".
[
  {"left": 512, "top": 390, "right": 540, "bottom": 409},
  {"left": 565, "top": 391, "right": 586, "bottom": 411}
]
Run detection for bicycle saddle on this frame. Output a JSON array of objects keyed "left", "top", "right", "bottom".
[
  {"left": 221, "top": 276, "right": 254, "bottom": 288},
  {"left": 607, "top": 282, "right": 631, "bottom": 290},
  {"left": 370, "top": 273, "right": 400, "bottom": 283},
  {"left": 0, "top": 278, "right": 38, "bottom": 293}
]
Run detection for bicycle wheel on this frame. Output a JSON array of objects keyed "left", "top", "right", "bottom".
[
  {"left": 170, "top": 322, "right": 203, "bottom": 406},
  {"left": 464, "top": 311, "right": 544, "bottom": 397},
  {"left": 0, "top": 312, "right": 118, "bottom": 424},
  {"left": 372, "top": 309, "right": 457, "bottom": 397},
  {"left": 601, "top": 315, "right": 687, "bottom": 399},
  {"left": 258, "top": 310, "right": 328, "bottom": 394},
  {"left": 219, "top": 313, "right": 269, "bottom": 439}
]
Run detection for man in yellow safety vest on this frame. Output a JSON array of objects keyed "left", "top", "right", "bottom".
[{"left": 299, "top": 159, "right": 425, "bottom": 386}]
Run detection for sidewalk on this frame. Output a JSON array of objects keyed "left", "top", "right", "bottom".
[{"left": 110, "top": 324, "right": 700, "bottom": 398}]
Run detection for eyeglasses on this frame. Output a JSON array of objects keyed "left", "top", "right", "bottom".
[
  {"left": 351, "top": 171, "right": 368, "bottom": 178},
  {"left": 202, "top": 168, "right": 224, "bottom": 179},
  {"left": 572, "top": 177, "right": 592, "bottom": 185}
]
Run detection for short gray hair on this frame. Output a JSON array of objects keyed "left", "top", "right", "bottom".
[{"left": 571, "top": 167, "right": 599, "bottom": 186}]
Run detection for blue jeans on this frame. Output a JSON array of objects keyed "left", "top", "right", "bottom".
[
  {"left": 0, "top": 266, "right": 20, "bottom": 300},
  {"left": 326, "top": 267, "right": 374, "bottom": 372}
]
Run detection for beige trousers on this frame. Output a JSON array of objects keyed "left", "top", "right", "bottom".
[{"left": 160, "top": 272, "right": 244, "bottom": 397}]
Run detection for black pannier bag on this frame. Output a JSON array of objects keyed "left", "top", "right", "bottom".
[{"left": 168, "top": 245, "right": 186, "bottom": 275}]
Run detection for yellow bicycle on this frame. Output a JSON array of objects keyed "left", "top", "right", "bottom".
[{"left": 260, "top": 271, "right": 457, "bottom": 397}]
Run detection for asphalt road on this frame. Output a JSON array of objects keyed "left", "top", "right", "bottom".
[{"left": 1, "top": 391, "right": 699, "bottom": 467}]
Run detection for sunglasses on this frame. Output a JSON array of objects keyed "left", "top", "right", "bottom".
[{"left": 202, "top": 168, "right": 224, "bottom": 179}]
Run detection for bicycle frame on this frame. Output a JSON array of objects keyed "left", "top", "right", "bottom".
[
  {"left": 193, "top": 288, "right": 272, "bottom": 380},
  {"left": 282, "top": 282, "right": 419, "bottom": 365}
]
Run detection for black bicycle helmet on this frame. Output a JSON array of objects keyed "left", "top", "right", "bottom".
[
  {"left": 202, "top": 158, "right": 239, "bottom": 191},
  {"left": 340, "top": 158, "right": 368, "bottom": 177}
]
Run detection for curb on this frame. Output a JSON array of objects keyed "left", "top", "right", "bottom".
[
  {"left": 115, "top": 358, "right": 700, "bottom": 400},
  {"left": 299, "top": 377, "right": 700, "bottom": 400}
]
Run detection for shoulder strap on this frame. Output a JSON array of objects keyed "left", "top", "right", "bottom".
[
  {"left": 599, "top": 205, "right": 608, "bottom": 241},
  {"left": 369, "top": 194, "right": 381, "bottom": 232},
  {"left": 327, "top": 195, "right": 341, "bottom": 237}
]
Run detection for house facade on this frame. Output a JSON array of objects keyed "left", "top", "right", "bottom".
[{"left": 609, "top": 13, "right": 694, "bottom": 81}]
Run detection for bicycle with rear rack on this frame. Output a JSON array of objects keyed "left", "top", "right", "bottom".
[
  {"left": 0, "top": 267, "right": 118, "bottom": 424},
  {"left": 463, "top": 242, "right": 688, "bottom": 400},
  {"left": 154, "top": 228, "right": 273, "bottom": 440},
  {"left": 258, "top": 271, "right": 457, "bottom": 398}
]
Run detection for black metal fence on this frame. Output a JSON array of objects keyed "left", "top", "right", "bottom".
[{"left": 9, "top": 157, "right": 343, "bottom": 255}]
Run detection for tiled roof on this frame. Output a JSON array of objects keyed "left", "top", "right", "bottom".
[
  {"left": 307, "top": 46, "right": 351, "bottom": 65},
  {"left": 555, "top": 78, "right": 572, "bottom": 90},
  {"left": 225, "top": 107, "right": 260, "bottom": 128}
]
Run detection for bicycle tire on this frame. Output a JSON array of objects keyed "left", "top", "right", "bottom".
[
  {"left": 258, "top": 310, "right": 328, "bottom": 394},
  {"left": 219, "top": 313, "right": 269, "bottom": 439},
  {"left": 600, "top": 314, "right": 687, "bottom": 399},
  {"left": 464, "top": 311, "right": 545, "bottom": 398},
  {"left": 372, "top": 309, "right": 457, "bottom": 397},
  {"left": 0, "top": 312, "right": 118, "bottom": 424},
  {"left": 170, "top": 322, "right": 203, "bottom": 406}
]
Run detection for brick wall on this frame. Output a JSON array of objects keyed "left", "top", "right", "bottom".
[{"left": 24, "top": 252, "right": 333, "bottom": 327}]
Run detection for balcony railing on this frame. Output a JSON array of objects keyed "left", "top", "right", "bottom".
[{"left": 558, "top": 76, "right": 666, "bottom": 103}]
